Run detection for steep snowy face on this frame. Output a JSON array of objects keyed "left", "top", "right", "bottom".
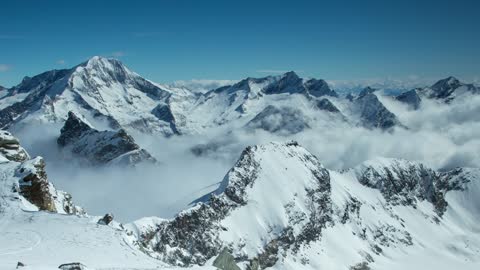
[
  {"left": 0, "top": 130, "right": 83, "bottom": 214},
  {"left": 418, "top": 76, "right": 480, "bottom": 103},
  {"left": 129, "top": 142, "right": 332, "bottom": 268},
  {"left": 57, "top": 112, "right": 156, "bottom": 166}
]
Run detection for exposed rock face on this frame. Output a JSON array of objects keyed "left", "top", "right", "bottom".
[
  {"left": 57, "top": 112, "right": 93, "bottom": 147},
  {"left": 0, "top": 130, "right": 84, "bottom": 214},
  {"left": 0, "top": 130, "right": 30, "bottom": 162},
  {"left": 355, "top": 158, "right": 470, "bottom": 216},
  {"left": 57, "top": 112, "right": 156, "bottom": 166},
  {"left": 245, "top": 105, "right": 310, "bottom": 134},
  {"left": 262, "top": 71, "right": 304, "bottom": 95},
  {"left": 396, "top": 89, "right": 421, "bottom": 110},
  {"left": 354, "top": 92, "right": 402, "bottom": 130},
  {"left": 419, "top": 76, "right": 480, "bottom": 103},
  {"left": 16, "top": 157, "right": 56, "bottom": 212},
  {"left": 358, "top": 87, "right": 377, "bottom": 99},
  {"left": 429, "top": 76, "right": 462, "bottom": 99},
  {"left": 58, "top": 262, "right": 88, "bottom": 270},
  {"left": 151, "top": 102, "right": 180, "bottom": 135},
  {"left": 98, "top": 213, "right": 114, "bottom": 225},
  {"left": 315, "top": 98, "right": 341, "bottom": 113},
  {"left": 304, "top": 79, "right": 338, "bottom": 97}
]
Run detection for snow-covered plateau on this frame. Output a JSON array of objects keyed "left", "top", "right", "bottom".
[{"left": 0, "top": 57, "right": 479, "bottom": 270}]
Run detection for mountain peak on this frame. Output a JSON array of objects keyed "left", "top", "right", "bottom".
[
  {"left": 358, "top": 86, "right": 376, "bottom": 98},
  {"left": 282, "top": 71, "right": 299, "bottom": 79},
  {"left": 431, "top": 76, "right": 461, "bottom": 91},
  {"left": 262, "top": 71, "right": 303, "bottom": 94},
  {"left": 82, "top": 56, "right": 126, "bottom": 71}
]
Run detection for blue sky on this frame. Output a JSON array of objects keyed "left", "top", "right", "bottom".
[{"left": 1, "top": 0, "right": 479, "bottom": 87}]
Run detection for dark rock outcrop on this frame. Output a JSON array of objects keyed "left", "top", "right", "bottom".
[
  {"left": 396, "top": 89, "right": 421, "bottom": 110},
  {"left": 57, "top": 112, "right": 156, "bottom": 166},
  {"left": 354, "top": 92, "right": 402, "bottom": 130},
  {"left": 315, "top": 98, "right": 341, "bottom": 113},
  {"left": 98, "top": 213, "right": 114, "bottom": 225},
  {"left": 355, "top": 159, "right": 471, "bottom": 216},
  {"left": 151, "top": 103, "right": 180, "bottom": 135},
  {"left": 304, "top": 79, "right": 338, "bottom": 97},
  {"left": 419, "top": 76, "right": 480, "bottom": 103},
  {"left": 262, "top": 71, "right": 304, "bottom": 95},
  {"left": 16, "top": 157, "right": 57, "bottom": 212},
  {"left": 0, "top": 130, "right": 30, "bottom": 162}
]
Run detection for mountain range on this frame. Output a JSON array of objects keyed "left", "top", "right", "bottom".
[{"left": 0, "top": 57, "right": 479, "bottom": 270}]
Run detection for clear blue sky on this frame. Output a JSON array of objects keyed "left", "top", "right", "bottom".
[{"left": 1, "top": 0, "right": 479, "bottom": 87}]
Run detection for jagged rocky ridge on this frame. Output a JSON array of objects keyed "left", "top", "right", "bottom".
[
  {"left": 57, "top": 111, "right": 156, "bottom": 166},
  {"left": 126, "top": 142, "right": 479, "bottom": 269},
  {"left": 0, "top": 130, "right": 84, "bottom": 214}
]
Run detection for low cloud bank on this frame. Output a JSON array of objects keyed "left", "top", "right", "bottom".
[{"left": 13, "top": 94, "right": 480, "bottom": 222}]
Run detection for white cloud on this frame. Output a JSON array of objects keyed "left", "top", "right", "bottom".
[
  {"left": 170, "top": 79, "right": 238, "bottom": 93},
  {"left": 0, "top": 64, "right": 11, "bottom": 72},
  {"left": 12, "top": 89, "right": 480, "bottom": 221},
  {"left": 111, "top": 51, "right": 126, "bottom": 57}
]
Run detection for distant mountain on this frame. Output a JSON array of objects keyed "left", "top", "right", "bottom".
[
  {"left": 57, "top": 111, "right": 156, "bottom": 166},
  {"left": 0, "top": 58, "right": 407, "bottom": 140},
  {"left": 395, "top": 89, "right": 422, "bottom": 110},
  {"left": 353, "top": 88, "right": 403, "bottom": 130},
  {"left": 392, "top": 76, "right": 480, "bottom": 109},
  {"left": 417, "top": 76, "right": 479, "bottom": 103}
]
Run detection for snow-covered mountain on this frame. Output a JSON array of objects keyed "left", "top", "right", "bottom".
[
  {"left": 418, "top": 76, "right": 479, "bottom": 103},
  {"left": 57, "top": 111, "right": 156, "bottom": 166},
  {"left": 1, "top": 132, "right": 479, "bottom": 269},
  {"left": 0, "top": 56, "right": 186, "bottom": 136},
  {"left": 393, "top": 76, "right": 480, "bottom": 109},
  {"left": 126, "top": 142, "right": 480, "bottom": 270}
]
